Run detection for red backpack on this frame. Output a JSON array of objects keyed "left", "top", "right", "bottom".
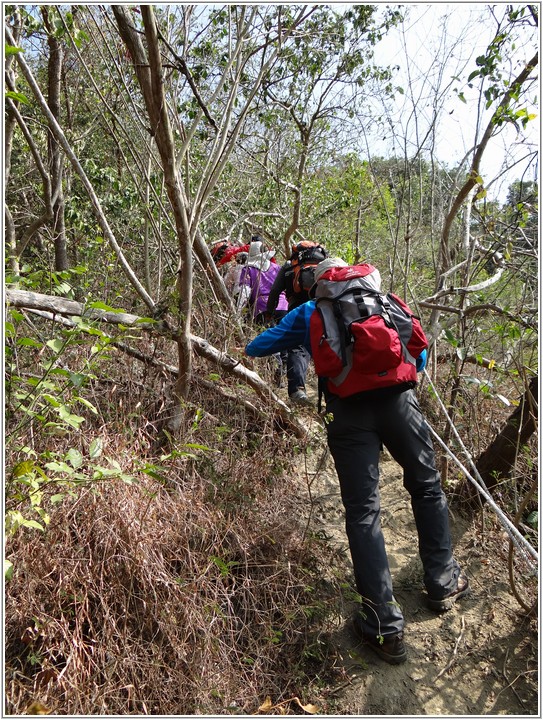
[{"left": 309, "top": 263, "right": 428, "bottom": 398}]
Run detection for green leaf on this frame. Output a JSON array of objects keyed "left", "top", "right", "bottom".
[
  {"left": 6, "top": 90, "right": 29, "bottom": 104},
  {"left": 73, "top": 28, "right": 89, "bottom": 48},
  {"left": 23, "top": 519, "right": 45, "bottom": 531},
  {"left": 5, "top": 45, "right": 24, "bottom": 56},
  {"left": 57, "top": 406, "right": 85, "bottom": 428},
  {"left": 92, "top": 465, "right": 122, "bottom": 479},
  {"left": 69, "top": 372, "right": 87, "bottom": 388},
  {"left": 54, "top": 281, "right": 72, "bottom": 295},
  {"left": 210, "top": 555, "right": 232, "bottom": 577},
  {"left": 443, "top": 329, "right": 459, "bottom": 347},
  {"left": 70, "top": 317, "right": 105, "bottom": 336},
  {"left": 87, "top": 300, "right": 122, "bottom": 312},
  {"left": 49, "top": 367, "right": 70, "bottom": 378},
  {"left": 45, "top": 460, "right": 74, "bottom": 474},
  {"left": 89, "top": 438, "right": 103, "bottom": 459},
  {"left": 12, "top": 460, "right": 36, "bottom": 478},
  {"left": 141, "top": 466, "right": 167, "bottom": 482},
  {"left": 17, "top": 337, "right": 43, "bottom": 348},
  {"left": 65, "top": 448, "right": 84, "bottom": 469},
  {"left": 9, "top": 308, "right": 24, "bottom": 322},
  {"left": 75, "top": 396, "right": 98, "bottom": 414},
  {"left": 43, "top": 422, "right": 69, "bottom": 437},
  {"left": 5, "top": 559, "right": 14, "bottom": 581},
  {"left": 42, "top": 393, "right": 61, "bottom": 408},
  {"left": 46, "top": 338, "right": 64, "bottom": 353},
  {"left": 526, "top": 511, "right": 537, "bottom": 530}
]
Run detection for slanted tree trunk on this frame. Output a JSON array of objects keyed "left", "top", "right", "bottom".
[{"left": 474, "top": 375, "right": 538, "bottom": 494}]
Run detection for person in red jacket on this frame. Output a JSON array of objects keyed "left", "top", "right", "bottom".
[{"left": 211, "top": 240, "right": 250, "bottom": 268}]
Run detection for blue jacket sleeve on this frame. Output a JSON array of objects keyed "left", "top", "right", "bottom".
[
  {"left": 246, "top": 301, "right": 315, "bottom": 357},
  {"left": 416, "top": 348, "right": 427, "bottom": 372}
]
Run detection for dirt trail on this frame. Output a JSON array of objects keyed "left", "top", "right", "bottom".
[{"left": 296, "top": 389, "right": 538, "bottom": 716}]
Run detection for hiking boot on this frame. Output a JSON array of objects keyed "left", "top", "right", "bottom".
[
  {"left": 289, "top": 389, "right": 312, "bottom": 406},
  {"left": 352, "top": 616, "right": 407, "bottom": 665},
  {"left": 427, "top": 572, "right": 470, "bottom": 613}
]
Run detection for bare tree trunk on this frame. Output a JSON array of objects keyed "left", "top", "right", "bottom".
[
  {"left": 282, "top": 123, "right": 310, "bottom": 255},
  {"left": 5, "top": 288, "right": 307, "bottom": 440},
  {"left": 439, "top": 188, "right": 477, "bottom": 485},
  {"left": 4, "top": 25, "right": 155, "bottom": 310},
  {"left": 112, "top": 5, "right": 194, "bottom": 438},
  {"left": 5, "top": 9, "right": 22, "bottom": 276},
  {"left": 43, "top": 8, "right": 68, "bottom": 271},
  {"left": 474, "top": 376, "right": 538, "bottom": 495}
]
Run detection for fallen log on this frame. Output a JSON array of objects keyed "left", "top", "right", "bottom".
[{"left": 6, "top": 289, "right": 307, "bottom": 439}]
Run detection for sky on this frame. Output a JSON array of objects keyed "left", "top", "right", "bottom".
[{"left": 365, "top": 3, "right": 539, "bottom": 201}]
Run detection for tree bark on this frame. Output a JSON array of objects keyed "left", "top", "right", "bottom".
[
  {"left": 112, "top": 5, "right": 194, "bottom": 434},
  {"left": 23, "top": 307, "right": 305, "bottom": 441},
  {"left": 429, "top": 51, "right": 538, "bottom": 336},
  {"left": 474, "top": 375, "right": 538, "bottom": 493},
  {"left": 4, "top": 24, "right": 155, "bottom": 310},
  {"left": 5, "top": 9, "right": 22, "bottom": 275},
  {"left": 43, "top": 8, "right": 68, "bottom": 271}
]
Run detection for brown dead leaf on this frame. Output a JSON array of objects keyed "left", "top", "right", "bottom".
[
  {"left": 257, "top": 696, "right": 319, "bottom": 715},
  {"left": 35, "top": 668, "right": 57, "bottom": 688},
  {"left": 258, "top": 696, "right": 274, "bottom": 713},
  {"left": 292, "top": 697, "right": 320, "bottom": 714}
]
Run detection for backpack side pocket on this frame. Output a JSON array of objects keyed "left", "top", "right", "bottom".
[{"left": 350, "top": 316, "right": 403, "bottom": 375}]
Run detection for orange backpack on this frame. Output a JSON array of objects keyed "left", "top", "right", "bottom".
[{"left": 286, "top": 242, "right": 328, "bottom": 295}]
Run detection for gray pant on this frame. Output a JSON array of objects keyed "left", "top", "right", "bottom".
[
  {"left": 325, "top": 388, "right": 460, "bottom": 636},
  {"left": 286, "top": 344, "right": 311, "bottom": 395}
]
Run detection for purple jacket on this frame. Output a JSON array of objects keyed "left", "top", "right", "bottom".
[{"left": 239, "top": 264, "right": 288, "bottom": 318}]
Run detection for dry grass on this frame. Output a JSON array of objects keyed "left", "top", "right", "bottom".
[
  {"left": 5, "top": 440, "right": 341, "bottom": 715},
  {"left": 5, "top": 314, "right": 345, "bottom": 715}
]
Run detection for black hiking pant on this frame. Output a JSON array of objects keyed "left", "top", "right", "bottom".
[
  {"left": 325, "top": 387, "right": 461, "bottom": 636},
  {"left": 286, "top": 344, "right": 311, "bottom": 396}
]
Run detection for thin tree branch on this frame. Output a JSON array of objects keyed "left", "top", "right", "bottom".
[{"left": 440, "top": 52, "right": 538, "bottom": 258}]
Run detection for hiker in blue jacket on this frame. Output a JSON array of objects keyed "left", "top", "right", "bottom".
[{"left": 245, "top": 257, "right": 469, "bottom": 665}]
